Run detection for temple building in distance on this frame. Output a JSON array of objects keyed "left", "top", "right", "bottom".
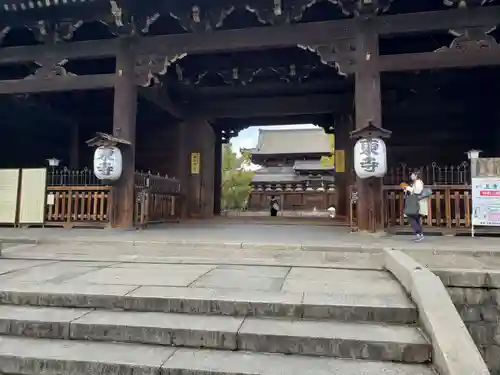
[{"left": 244, "top": 128, "right": 337, "bottom": 213}]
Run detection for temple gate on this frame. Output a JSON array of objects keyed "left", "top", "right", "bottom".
[{"left": 0, "top": 0, "right": 498, "bottom": 231}]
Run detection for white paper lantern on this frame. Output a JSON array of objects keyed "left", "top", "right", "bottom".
[
  {"left": 354, "top": 137, "right": 387, "bottom": 179},
  {"left": 93, "top": 146, "right": 122, "bottom": 181}
]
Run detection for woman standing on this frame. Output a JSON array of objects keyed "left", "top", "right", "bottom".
[
  {"left": 404, "top": 170, "right": 429, "bottom": 242},
  {"left": 269, "top": 196, "right": 279, "bottom": 217}
]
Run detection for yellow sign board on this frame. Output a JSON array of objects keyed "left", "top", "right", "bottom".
[
  {"left": 335, "top": 150, "right": 345, "bottom": 173},
  {"left": 190, "top": 152, "right": 200, "bottom": 174},
  {"left": 320, "top": 134, "right": 335, "bottom": 168}
]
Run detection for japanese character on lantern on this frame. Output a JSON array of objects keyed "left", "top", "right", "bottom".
[
  {"left": 93, "top": 146, "right": 123, "bottom": 181},
  {"left": 87, "top": 132, "right": 130, "bottom": 182},
  {"left": 354, "top": 137, "right": 387, "bottom": 179}
]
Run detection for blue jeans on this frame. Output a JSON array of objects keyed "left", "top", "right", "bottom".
[{"left": 408, "top": 214, "right": 423, "bottom": 235}]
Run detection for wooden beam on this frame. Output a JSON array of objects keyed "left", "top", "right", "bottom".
[
  {"left": 213, "top": 114, "right": 332, "bottom": 128},
  {"left": 196, "top": 94, "right": 351, "bottom": 118},
  {"left": 139, "top": 21, "right": 354, "bottom": 56},
  {"left": 175, "top": 79, "right": 351, "bottom": 99},
  {"left": 0, "top": 39, "right": 119, "bottom": 64},
  {"left": 136, "top": 6, "right": 500, "bottom": 55},
  {"left": 0, "top": 74, "right": 115, "bottom": 94},
  {"left": 189, "top": 94, "right": 481, "bottom": 120},
  {"left": 0, "top": 7, "right": 498, "bottom": 63},
  {"left": 375, "top": 6, "right": 500, "bottom": 36},
  {"left": 379, "top": 48, "right": 500, "bottom": 72},
  {"left": 138, "top": 85, "right": 185, "bottom": 119}
]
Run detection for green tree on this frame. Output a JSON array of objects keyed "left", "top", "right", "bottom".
[{"left": 221, "top": 144, "right": 255, "bottom": 210}]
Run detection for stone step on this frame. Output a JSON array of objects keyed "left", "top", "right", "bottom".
[
  {"left": 0, "top": 305, "right": 431, "bottom": 363},
  {"left": 0, "top": 336, "right": 436, "bottom": 375},
  {"left": 0, "top": 283, "right": 417, "bottom": 323}
]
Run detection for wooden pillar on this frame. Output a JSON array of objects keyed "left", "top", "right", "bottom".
[
  {"left": 177, "top": 121, "right": 191, "bottom": 219},
  {"left": 334, "top": 115, "right": 353, "bottom": 218},
  {"left": 177, "top": 119, "right": 215, "bottom": 218},
  {"left": 69, "top": 123, "right": 79, "bottom": 169},
  {"left": 213, "top": 137, "right": 222, "bottom": 215},
  {"left": 110, "top": 39, "right": 138, "bottom": 229},
  {"left": 200, "top": 123, "right": 215, "bottom": 217},
  {"left": 354, "top": 21, "right": 384, "bottom": 232}
]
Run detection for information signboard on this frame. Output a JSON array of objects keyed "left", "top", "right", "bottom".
[
  {"left": 190, "top": 152, "right": 200, "bottom": 175},
  {"left": 472, "top": 177, "right": 500, "bottom": 227}
]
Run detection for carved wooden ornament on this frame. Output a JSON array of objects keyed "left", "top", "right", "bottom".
[{"left": 135, "top": 53, "right": 187, "bottom": 86}]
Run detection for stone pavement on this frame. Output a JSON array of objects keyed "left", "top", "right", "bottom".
[
  {"left": 0, "top": 222, "right": 500, "bottom": 255},
  {"left": 1, "top": 241, "right": 385, "bottom": 268},
  {"left": 0, "top": 257, "right": 403, "bottom": 295},
  {"left": 3, "top": 240, "right": 500, "bottom": 273}
]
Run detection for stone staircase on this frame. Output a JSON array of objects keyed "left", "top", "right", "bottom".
[{"left": 0, "top": 283, "right": 437, "bottom": 375}]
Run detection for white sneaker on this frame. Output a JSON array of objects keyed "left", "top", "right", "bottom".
[{"left": 414, "top": 234, "right": 424, "bottom": 242}]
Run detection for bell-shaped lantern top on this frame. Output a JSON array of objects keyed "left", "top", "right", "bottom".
[
  {"left": 350, "top": 120, "right": 392, "bottom": 140},
  {"left": 46, "top": 158, "right": 61, "bottom": 167}
]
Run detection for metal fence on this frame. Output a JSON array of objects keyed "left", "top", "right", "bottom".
[
  {"left": 46, "top": 167, "right": 106, "bottom": 187},
  {"left": 384, "top": 162, "right": 470, "bottom": 186}
]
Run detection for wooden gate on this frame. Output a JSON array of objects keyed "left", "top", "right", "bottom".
[{"left": 134, "top": 172, "right": 182, "bottom": 228}]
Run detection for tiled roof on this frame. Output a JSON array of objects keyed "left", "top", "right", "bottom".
[
  {"left": 251, "top": 166, "right": 299, "bottom": 183},
  {"left": 252, "top": 128, "right": 332, "bottom": 155},
  {"left": 252, "top": 174, "right": 302, "bottom": 183},
  {"left": 293, "top": 160, "right": 334, "bottom": 171},
  {"left": 251, "top": 165, "right": 335, "bottom": 183}
]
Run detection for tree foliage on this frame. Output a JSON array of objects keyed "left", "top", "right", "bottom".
[{"left": 221, "top": 144, "right": 255, "bottom": 210}]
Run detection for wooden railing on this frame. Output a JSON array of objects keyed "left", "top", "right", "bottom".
[
  {"left": 45, "top": 168, "right": 111, "bottom": 228},
  {"left": 134, "top": 172, "right": 182, "bottom": 228},
  {"left": 384, "top": 185, "right": 472, "bottom": 233},
  {"left": 45, "top": 186, "right": 111, "bottom": 227}
]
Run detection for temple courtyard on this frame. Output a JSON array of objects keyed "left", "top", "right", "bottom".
[{"left": 1, "top": 220, "right": 500, "bottom": 254}]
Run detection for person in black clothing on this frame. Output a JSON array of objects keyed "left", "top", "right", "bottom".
[{"left": 269, "top": 196, "right": 279, "bottom": 217}]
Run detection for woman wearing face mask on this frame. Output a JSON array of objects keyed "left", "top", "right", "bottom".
[{"left": 403, "top": 170, "right": 429, "bottom": 242}]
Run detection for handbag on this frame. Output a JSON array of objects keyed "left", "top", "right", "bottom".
[
  {"left": 417, "top": 187, "right": 432, "bottom": 200},
  {"left": 404, "top": 194, "right": 420, "bottom": 216}
]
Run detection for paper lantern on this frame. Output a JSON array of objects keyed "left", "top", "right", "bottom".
[
  {"left": 93, "top": 146, "right": 122, "bottom": 181},
  {"left": 354, "top": 137, "right": 387, "bottom": 179}
]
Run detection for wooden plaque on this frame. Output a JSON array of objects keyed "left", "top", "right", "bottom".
[
  {"left": 0, "top": 169, "right": 20, "bottom": 224},
  {"left": 18, "top": 168, "right": 47, "bottom": 225}
]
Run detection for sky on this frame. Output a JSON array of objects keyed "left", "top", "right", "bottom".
[{"left": 230, "top": 124, "right": 318, "bottom": 155}]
